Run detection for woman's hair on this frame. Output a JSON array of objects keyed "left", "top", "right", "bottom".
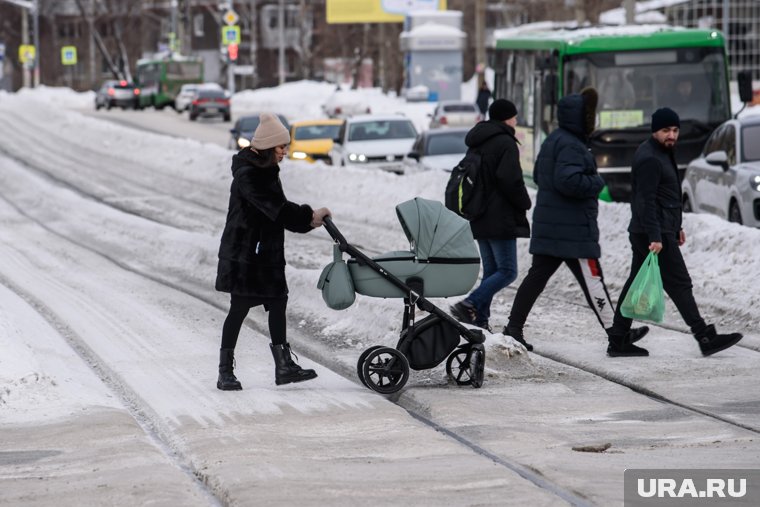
[{"left": 250, "top": 147, "right": 278, "bottom": 167}]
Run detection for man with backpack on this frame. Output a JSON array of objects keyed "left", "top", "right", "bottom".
[
  {"left": 502, "top": 88, "right": 648, "bottom": 351},
  {"left": 449, "top": 99, "right": 532, "bottom": 333}
]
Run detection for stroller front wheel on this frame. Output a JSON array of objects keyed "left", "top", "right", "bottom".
[
  {"left": 446, "top": 344, "right": 485, "bottom": 388},
  {"left": 360, "top": 347, "right": 410, "bottom": 394}
]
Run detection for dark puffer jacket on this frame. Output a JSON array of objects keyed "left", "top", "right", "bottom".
[
  {"left": 464, "top": 120, "right": 531, "bottom": 240},
  {"left": 215, "top": 148, "right": 314, "bottom": 298},
  {"left": 529, "top": 93, "right": 605, "bottom": 259},
  {"left": 628, "top": 136, "right": 682, "bottom": 242}
]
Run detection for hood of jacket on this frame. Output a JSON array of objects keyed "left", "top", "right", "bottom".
[
  {"left": 465, "top": 120, "right": 517, "bottom": 149},
  {"left": 557, "top": 88, "right": 598, "bottom": 139}
]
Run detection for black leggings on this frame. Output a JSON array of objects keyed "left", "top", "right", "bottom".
[{"left": 220, "top": 296, "right": 288, "bottom": 349}]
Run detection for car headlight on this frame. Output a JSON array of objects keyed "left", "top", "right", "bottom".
[
  {"left": 291, "top": 151, "right": 308, "bottom": 160},
  {"left": 348, "top": 153, "right": 367, "bottom": 163},
  {"left": 237, "top": 137, "right": 251, "bottom": 149},
  {"left": 753, "top": 175, "right": 760, "bottom": 192}
]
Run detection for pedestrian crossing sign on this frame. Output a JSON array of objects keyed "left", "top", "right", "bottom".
[
  {"left": 61, "top": 46, "right": 77, "bottom": 65},
  {"left": 18, "top": 44, "right": 35, "bottom": 64},
  {"left": 221, "top": 25, "right": 241, "bottom": 45}
]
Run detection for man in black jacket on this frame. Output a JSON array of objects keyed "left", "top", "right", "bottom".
[
  {"left": 606, "top": 107, "right": 742, "bottom": 357},
  {"left": 503, "top": 88, "right": 647, "bottom": 351},
  {"left": 450, "top": 99, "right": 532, "bottom": 332}
]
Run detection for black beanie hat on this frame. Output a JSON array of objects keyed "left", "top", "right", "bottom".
[
  {"left": 489, "top": 99, "right": 518, "bottom": 121},
  {"left": 651, "top": 107, "right": 680, "bottom": 132}
]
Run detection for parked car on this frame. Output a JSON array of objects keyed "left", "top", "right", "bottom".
[
  {"left": 681, "top": 115, "right": 760, "bottom": 227},
  {"left": 403, "top": 127, "right": 469, "bottom": 172},
  {"left": 330, "top": 114, "right": 418, "bottom": 174},
  {"left": 188, "top": 89, "right": 231, "bottom": 122},
  {"left": 228, "top": 113, "right": 291, "bottom": 150},
  {"left": 175, "top": 82, "right": 225, "bottom": 112},
  {"left": 288, "top": 119, "right": 343, "bottom": 163},
  {"left": 428, "top": 101, "right": 481, "bottom": 129},
  {"left": 95, "top": 80, "right": 141, "bottom": 110},
  {"left": 322, "top": 89, "right": 372, "bottom": 118}
]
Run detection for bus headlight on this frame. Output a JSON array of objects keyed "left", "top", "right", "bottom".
[
  {"left": 237, "top": 137, "right": 251, "bottom": 149},
  {"left": 291, "top": 151, "right": 308, "bottom": 160}
]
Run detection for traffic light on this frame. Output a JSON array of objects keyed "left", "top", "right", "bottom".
[{"left": 228, "top": 43, "right": 238, "bottom": 62}]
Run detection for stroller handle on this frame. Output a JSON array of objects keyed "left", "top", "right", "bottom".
[{"left": 322, "top": 216, "right": 348, "bottom": 247}]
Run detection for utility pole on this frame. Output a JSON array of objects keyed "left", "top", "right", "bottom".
[
  {"left": 475, "top": 0, "right": 485, "bottom": 83},
  {"left": 623, "top": 0, "right": 636, "bottom": 24},
  {"left": 21, "top": 4, "right": 30, "bottom": 87},
  {"left": 278, "top": 0, "right": 285, "bottom": 85}
]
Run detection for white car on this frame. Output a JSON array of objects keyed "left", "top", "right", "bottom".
[
  {"left": 175, "top": 82, "right": 225, "bottom": 112},
  {"left": 403, "top": 127, "right": 469, "bottom": 172},
  {"left": 322, "top": 89, "right": 372, "bottom": 118},
  {"left": 682, "top": 116, "right": 760, "bottom": 227},
  {"left": 428, "top": 101, "right": 482, "bottom": 129},
  {"left": 330, "top": 114, "right": 418, "bottom": 174}
]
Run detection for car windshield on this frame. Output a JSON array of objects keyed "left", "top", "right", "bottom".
[
  {"left": 198, "top": 89, "right": 225, "bottom": 99},
  {"left": 294, "top": 124, "right": 341, "bottom": 140},
  {"left": 742, "top": 124, "right": 760, "bottom": 162},
  {"left": 348, "top": 120, "right": 416, "bottom": 141},
  {"left": 426, "top": 132, "right": 468, "bottom": 156},
  {"left": 442, "top": 104, "right": 476, "bottom": 113},
  {"left": 239, "top": 117, "right": 261, "bottom": 131}
]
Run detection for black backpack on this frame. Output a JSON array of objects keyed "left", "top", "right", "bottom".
[{"left": 444, "top": 150, "right": 488, "bottom": 220}]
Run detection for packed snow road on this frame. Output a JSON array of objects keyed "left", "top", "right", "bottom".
[{"left": 1, "top": 87, "right": 759, "bottom": 506}]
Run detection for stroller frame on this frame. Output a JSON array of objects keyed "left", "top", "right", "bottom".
[{"left": 324, "top": 216, "right": 485, "bottom": 394}]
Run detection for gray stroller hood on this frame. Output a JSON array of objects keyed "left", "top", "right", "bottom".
[
  {"left": 395, "top": 197, "right": 479, "bottom": 261},
  {"left": 347, "top": 197, "right": 480, "bottom": 298}
]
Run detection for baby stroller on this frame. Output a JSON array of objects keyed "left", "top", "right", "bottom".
[{"left": 319, "top": 197, "right": 486, "bottom": 394}]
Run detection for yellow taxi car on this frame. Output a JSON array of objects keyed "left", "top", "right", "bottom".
[{"left": 288, "top": 119, "right": 343, "bottom": 164}]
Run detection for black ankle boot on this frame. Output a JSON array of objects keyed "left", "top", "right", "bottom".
[
  {"left": 217, "top": 348, "right": 242, "bottom": 391},
  {"left": 695, "top": 324, "right": 743, "bottom": 356},
  {"left": 503, "top": 325, "right": 533, "bottom": 351},
  {"left": 607, "top": 334, "right": 649, "bottom": 357},
  {"left": 270, "top": 343, "right": 318, "bottom": 385},
  {"left": 628, "top": 326, "right": 649, "bottom": 344}
]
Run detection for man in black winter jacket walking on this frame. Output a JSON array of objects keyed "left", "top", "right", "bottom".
[
  {"left": 606, "top": 107, "right": 742, "bottom": 357},
  {"left": 503, "top": 88, "right": 647, "bottom": 351},
  {"left": 450, "top": 99, "right": 531, "bottom": 332}
]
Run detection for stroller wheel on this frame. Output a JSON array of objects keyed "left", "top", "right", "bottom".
[
  {"left": 446, "top": 344, "right": 485, "bottom": 387},
  {"left": 469, "top": 344, "right": 486, "bottom": 389},
  {"left": 356, "top": 345, "right": 383, "bottom": 388},
  {"left": 361, "top": 347, "right": 410, "bottom": 395}
]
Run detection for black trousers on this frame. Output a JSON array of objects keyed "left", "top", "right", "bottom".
[
  {"left": 220, "top": 295, "right": 288, "bottom": 350},
  {"left": 508, "top": 254, "right": 615, "bottom": 330},
  {"left": 609, "top": 233, "right": 705, "bottom": 335}
]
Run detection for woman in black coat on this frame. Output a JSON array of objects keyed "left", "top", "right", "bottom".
[{"left": 215, "top": 113, "right": 331, "bottom": 390}]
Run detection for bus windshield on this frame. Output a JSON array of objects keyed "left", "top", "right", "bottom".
[{"left": 564, "top": 47, "right": 730, "bottom": 129}]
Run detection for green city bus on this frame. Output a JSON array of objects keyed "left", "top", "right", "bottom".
[
  {"left": 491, "top": 26, "right": 732, "bottom": 201},
  {"left": 134, "top": 56, "right": 204, "bottom": 110}
]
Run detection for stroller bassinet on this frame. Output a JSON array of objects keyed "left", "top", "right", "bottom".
[{"left": 320, "top": 197, "right": 487, "bottom": 394}]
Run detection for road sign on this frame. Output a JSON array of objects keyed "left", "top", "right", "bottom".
[
  {"left": 228, "top": 42, "right": 238, "bottom": 61},
  {"left": 223, "top": 9, "right": 239, "bottom": 26},
  {"left": 221, "top": 25, "right": 241, "bottom": 45},
  {"left": 19, "top": 44, "right": 35, "bottom": 64},
  {"left": 61, "top": 46, "right": 77, "bottom": 65}
]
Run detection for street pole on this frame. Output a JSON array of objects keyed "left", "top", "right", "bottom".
[
  {"left": 32, "top": 0, "right": 39, "bottom": 86},
  {"left": 21, "top": 5, "right": 30, "bottom": 87},
  {"left": 278, "top": 0, "right": 285, "bottom": 85}
]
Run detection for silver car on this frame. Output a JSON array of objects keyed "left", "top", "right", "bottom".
[
  {"left": 428, "top": 101, "right": 481, "bottom": 129},
  {"left": 329, "top": 114, "right": 418, "bottom": 174},
  {"left": 682, "top": 116, "right": 760, "bottom": 227},
  {"left": 403, "top": 127, "right": 469, "bottom": 172},
  {"left": 94, "top": 80, "right": 141, "bottom": 110}
]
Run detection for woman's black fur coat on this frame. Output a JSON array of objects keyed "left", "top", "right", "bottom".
[{"left": 215, "top": 148, "right": 314, "bottom": 298}]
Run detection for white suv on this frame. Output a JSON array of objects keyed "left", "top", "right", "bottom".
[{"left": 330, "top": 114, "right": 418, "bottom": 174}]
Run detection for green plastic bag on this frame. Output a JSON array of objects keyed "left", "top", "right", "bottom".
[{"left": 620, "top": 251, "right": 665, "bottom": 323}]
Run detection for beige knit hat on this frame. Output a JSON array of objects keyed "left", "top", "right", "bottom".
[{"left": 251, "top": 113, "right": 290, "bottom": 149}]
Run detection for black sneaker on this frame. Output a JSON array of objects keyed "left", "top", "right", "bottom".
[
  {"left": 450, "top": 301, "right": 477, "bottom": 325},
  {"left": 503, "top": 325, "right": 533, "bottom": 351},
  {"left": 607, "top": 342, "right": 649, "bottom": 357}
]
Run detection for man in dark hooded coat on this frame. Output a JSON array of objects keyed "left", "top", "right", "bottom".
[{"left": 503, "top": 88, "right": 648, "bottom": 351}]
